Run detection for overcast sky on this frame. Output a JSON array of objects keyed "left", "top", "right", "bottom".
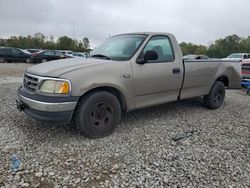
[{"left": 0, "top": 0, "right": 250, "bottom": 47}]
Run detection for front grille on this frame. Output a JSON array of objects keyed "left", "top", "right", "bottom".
[
  {"left": 23, "top": 74, "right": 39, "bottom": 93},
  {"left": 242, "top": 63, "right": 250, "bottom": 72}
]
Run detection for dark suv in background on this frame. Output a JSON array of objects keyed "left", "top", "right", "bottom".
[{"left": 0, "top": 47, "right": 32, "bottom": 63}]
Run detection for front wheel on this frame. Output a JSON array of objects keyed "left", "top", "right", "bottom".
[
  {"left": 74, "top": 91, "right": 121, "bottom": 138},
  {"left": 204, "top": 81, "right": 225, "bottom": 109}
]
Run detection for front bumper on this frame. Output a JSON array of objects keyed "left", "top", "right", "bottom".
[{"left": 16, "top": 86, "right": 79, "bottom": 123}]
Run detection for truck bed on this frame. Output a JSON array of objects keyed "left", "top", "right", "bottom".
[{"left": 180, "top": 60, "right": 241, "bottom": 100}]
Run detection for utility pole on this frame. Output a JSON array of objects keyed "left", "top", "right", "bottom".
[{"left": 73, "top": 21, "right": 75, "bottom": 39}]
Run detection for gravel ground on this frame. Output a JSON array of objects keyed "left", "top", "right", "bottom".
[
  {"left": 0, "top": 64, "right": 249, "bottom": 187},
  {"left": 0, "top": 63, "right": 32, "bottom": 78}
]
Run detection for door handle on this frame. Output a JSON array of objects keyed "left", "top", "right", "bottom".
[{"left": 173, "top": 68, "right": 181, "bottom": 74}]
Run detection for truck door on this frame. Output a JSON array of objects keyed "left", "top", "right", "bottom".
[{"left": 131, "top": 35, "right": 183, "bottom": 109}]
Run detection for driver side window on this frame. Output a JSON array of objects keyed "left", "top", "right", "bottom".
[{"left": 141, "top": 35, "right": 175, "bottom": 63}]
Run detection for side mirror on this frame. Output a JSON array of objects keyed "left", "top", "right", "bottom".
[{"left": 137, "top": 50, "right": 158, "bottom": 64}]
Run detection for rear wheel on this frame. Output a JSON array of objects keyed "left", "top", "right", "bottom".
[
  {"left": 75, "top": 91, "right": 121, "bottom": 138},
  {"left": 204, "top": 81, "right": 225, "bottom": 109}
]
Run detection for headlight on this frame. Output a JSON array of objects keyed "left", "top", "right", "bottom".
[{"left": 39, "top": 80, "right": 70, "bottom": 94}]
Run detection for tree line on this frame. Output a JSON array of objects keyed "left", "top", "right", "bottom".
[
  {"left": 0, "top": 33, "right": 90, "bottom": 52},
  {"left": 180, "top": 34, "right": 250, "bottom": 58},
  {"left": 0, "top": 33, "right": 250, "bottom": 57}
]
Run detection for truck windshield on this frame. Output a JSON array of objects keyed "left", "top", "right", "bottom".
[{"left": 91, "top": 34, "right": 147, "bottom": 61}]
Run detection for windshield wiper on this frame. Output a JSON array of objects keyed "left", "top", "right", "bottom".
[{"left": 91, "top": 54, "right": 111, "bottom": 60}]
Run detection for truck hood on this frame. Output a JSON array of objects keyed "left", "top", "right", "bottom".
[{"left": 26, "top": 58, "right": 109, "bottom": 77}]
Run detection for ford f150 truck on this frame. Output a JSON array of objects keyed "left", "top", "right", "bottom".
[{"left": 16, "top": 32, "right": 241, "bottom": 138}]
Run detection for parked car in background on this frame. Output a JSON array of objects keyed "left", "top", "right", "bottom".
[
  {"left": 222, "top": 53, "right": 250, "bottom": 62},
  {"left": 31, "top": 50, "right": 65, "bottom": 63},
  {"left": 0, "top": 47, "right": 32, "bottom": 63},
  {"left": 183, "top": 54, "right": 209, "bottom": 60},
  {"left": 26, "top": 49, "right": 43, "bottom": 54},
  {"left": 61, "top": 50, "right": 74, "bottom": 58},
  {"left": 241, "top": 59, "right": 250, "bottom": 80},
  {"left": 72, "top": 52, "right": 86, "bottom": 58}
]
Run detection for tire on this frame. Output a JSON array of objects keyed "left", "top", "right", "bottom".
[
  {"left": 204, "top": 81, "right": 225, "bottom": 109},
  {"left": 247, "top": 88, "right": 250, "bottom": 96},
  {"left": 75, "top": 91, "right": 121, "bottom": 138},
  {"left": 41, "top": 59, "right": 47, "bottom": 63},
  {"left": 25, "top": 58, "right": 31, "bottom": 63},
  {"left": 0, "top": 58, "right": 5, "bottom": 63}
]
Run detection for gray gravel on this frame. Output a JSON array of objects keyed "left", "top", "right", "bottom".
[
  {"left": 0, "top": 70, "right": 250, "bottom": 187},
  {"left": 0, "top": 63, "right": 32, "bottom": 78}
]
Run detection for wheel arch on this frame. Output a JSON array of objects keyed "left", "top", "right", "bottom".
[
  {"left": 77, "top": 86, "right": 127, "bottom": 112},
  {"left": 216, "top": 75, "right": 229, "bottom": 88}
]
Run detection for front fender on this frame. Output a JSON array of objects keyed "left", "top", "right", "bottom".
[{"left": 60, "top": 61, "right": 135, "bottom": 110}]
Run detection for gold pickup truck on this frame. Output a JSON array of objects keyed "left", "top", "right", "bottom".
[{"left": 16, "top": 32, "right": 241, "bottom": 138}]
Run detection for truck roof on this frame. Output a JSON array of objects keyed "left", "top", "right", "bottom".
[{"left": 114, "top": 32, "right": 175, "bottom": 37}]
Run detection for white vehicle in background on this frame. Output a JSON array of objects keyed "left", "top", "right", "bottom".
[
  {"left": 20, "top": 49, "right": 32, "bottom": 55},
  {"left": 222, "top": 53, "right": 250, "bottom": 62},
  {"left": 26, "top": 49, "right": 43, "bottom": 54},
  {"left": 61, "top": 50, "right": 74, "bottom": 58},
  {"left": 183, "top": 54, "right": 209, "bottom": 60},
  {"left": 72, "top": 52, "right": 87, "bottom": 58}
]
